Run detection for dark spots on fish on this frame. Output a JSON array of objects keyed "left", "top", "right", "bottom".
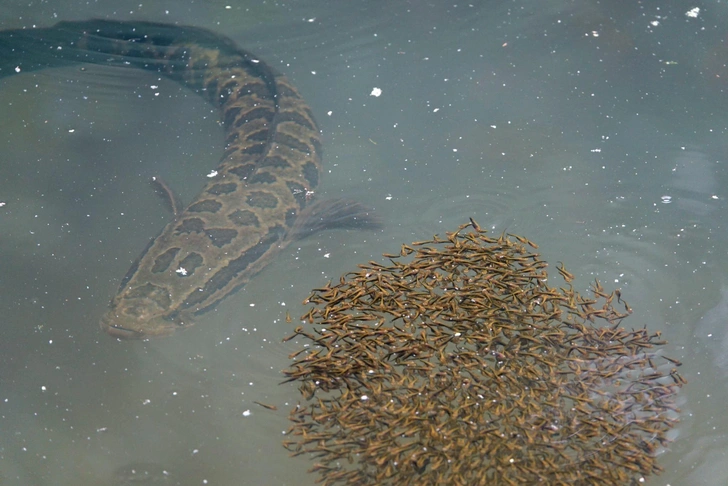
[
  {"left": 249, "top": 172, "right": 276, "bottom": 184},
  {"left": 151, "top": 247, "right": 181, "bottom": 273},
  {"left": 239, "top": 81, "right": 271, "bottom": 99},
  {"left": 223, "top": 74, "right": 269, "bottom": 99},
  {"left": 275, "top": 132, "right": 312, "bottom": 154},
  {"left": 228, "top": 163, "right": 256, "bottom": 180},
  {"left": 216, "top": 86, "right": 235, "bottom": 106},
  {"left": 117, "top": 237, "right": 156, "bottom": 292},
  {"left": 259, "top": 155, "right": 291, "bottom": 169},
  {"left": 224, "top": 131, "right": 239, "bottom": 146},
  {"left": 244, "top": 129, "right": 269, "bottom": 142},
  {"left": 285, "top": 208, "right": 297, "bottom": 228},
  {"left": 238, "top": 142, "right": 267, "bottom": 155},
  {"left": 206, "top": 228, "right": 238, "bottom": 248},
  {"left": 127, "top": 283, "right": 172, "bottom": 310},
  {"left": 207, "top": 182, "right": 238, "bottom": 195},
  {"left": 188, "top": 199, "right": 223, "bottom": 213},
  {"left": 228, "top": 209, "right": 260, "bottom": 227},
  {"left": 175, "top": 217, "right": 206, "bottom": 235},
  {"left": 182, "top": 226, "right": 285, "bottom": 310},
  {"left": 247, "top": 191, "right": 279, "bottom": 209},
  {"left": 287, "top": 181, "right": 307, "bottom": 208},
  {"left": 222, "top": 106, "right": 242, "bottom": 127},
  {"left": 276, "top": 110, "right": 317, "bottom": 132},
  {"left": 302, "top": 161, "right": 319, "bottom": 188},
  {"left": 219, "top": 77, "right": 244, "bottom": 96},
  {"left": 235, "top": 106, "right": 275, "bottom": 128},
  {"left": 179, "top": 252, "right": 203, "bottom": 276}
]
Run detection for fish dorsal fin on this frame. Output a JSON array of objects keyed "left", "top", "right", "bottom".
[{"left": 150, "top": 176, "right": 184, "bottom": 218}]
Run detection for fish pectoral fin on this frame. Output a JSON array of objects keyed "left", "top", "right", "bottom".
[
  {"left": 150, "top": 176, "right": 184, "bottom": 218},
  {"left": 288, "top": 198, "right": 382, "bottom": 240}
]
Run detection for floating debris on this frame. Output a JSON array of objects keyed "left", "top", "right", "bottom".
[
  {"left": 282, "top": 220, "right": 684, "bottom": 485},
  {"left": 113, "top": 462, "right": 171, "bottom": 485}
]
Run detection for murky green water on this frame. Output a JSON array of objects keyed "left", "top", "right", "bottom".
[{"left": 1, "top": 2, "right": 727, "bottom": 485}]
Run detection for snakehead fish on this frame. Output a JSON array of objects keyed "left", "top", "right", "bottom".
[{"left": 0, "top": 20, "right": 378, "bottom": 339}]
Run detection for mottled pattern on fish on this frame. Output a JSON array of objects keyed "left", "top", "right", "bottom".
[{"left": 0, "top": 20, "right": 372, "bottom": 338}]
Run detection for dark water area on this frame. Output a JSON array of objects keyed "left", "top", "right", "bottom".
[{"left": 1, "top": 1, "right": 727, "bottom": 485}]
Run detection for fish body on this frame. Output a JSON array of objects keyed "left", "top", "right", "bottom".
[{"left": 0, "top": 20, "right": 373, "bottom": 338}]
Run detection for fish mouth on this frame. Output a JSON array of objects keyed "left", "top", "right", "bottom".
[
  {"left": 104, "top": 323, "right": 146, "bottom": 339},
  {"left": 100, "top": 312, "right": 147, "bottom": 339},
  {"left": 100, "top": 309, "right": 187, "bottom": 339}
]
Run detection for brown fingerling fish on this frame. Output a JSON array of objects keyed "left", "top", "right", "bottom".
[{"left": 0, "top": 20, "right": 378, "bottom": 338}]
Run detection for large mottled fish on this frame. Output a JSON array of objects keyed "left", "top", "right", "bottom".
[{"left": 0, "top": 20, "right": 378, "bottom": 339}]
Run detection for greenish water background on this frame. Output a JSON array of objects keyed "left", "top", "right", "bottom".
[{"left": 1, "top": 1, "right": 727, "bottom": 484}]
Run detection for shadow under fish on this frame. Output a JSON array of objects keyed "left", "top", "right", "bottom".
[{"left": 0, "top": 20, "right": 380, "bottom": 339}]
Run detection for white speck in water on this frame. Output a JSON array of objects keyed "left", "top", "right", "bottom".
[{"left": 370, "top": 87, "right": 382, "bottom": 97}]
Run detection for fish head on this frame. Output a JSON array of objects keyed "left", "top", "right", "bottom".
[{"left": 100, "top": 282, "right": 192, "bottom": 339}]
